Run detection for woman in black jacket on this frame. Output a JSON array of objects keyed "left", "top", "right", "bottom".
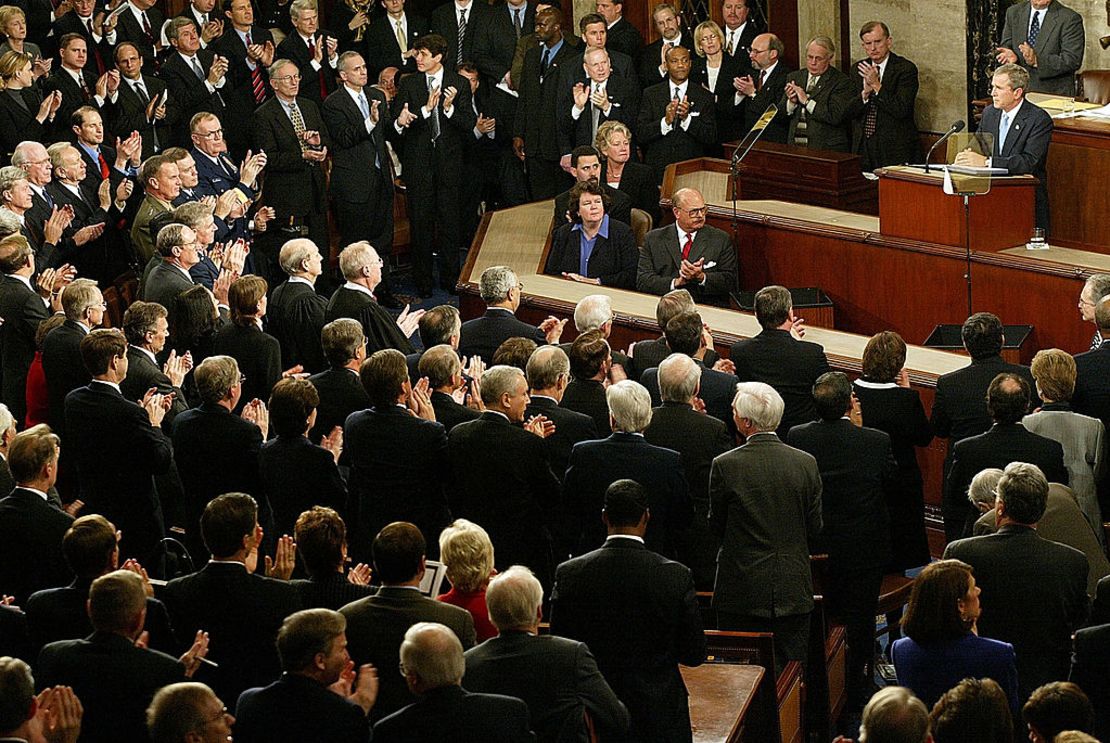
[{"left": 545, "top": 180, "right": 637, "bottom": 289}]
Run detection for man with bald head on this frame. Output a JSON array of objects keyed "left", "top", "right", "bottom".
[
  {"left": 730, "top": 31, "right": 792, "bottom": 143},
  {"left": 268, "top": 239, "right": 329, "bottom": 373}
]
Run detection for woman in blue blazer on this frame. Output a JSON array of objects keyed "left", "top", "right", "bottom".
[{"left": 544, "top": 180, "right": 637, "bottom": 289}]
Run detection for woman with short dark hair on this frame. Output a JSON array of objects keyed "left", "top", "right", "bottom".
[
  {"left": 544, "top": 180, "right": 637, "bottom": 289},
  {"left": 213, "top": 275, "right": 284, "bottom": 411}
]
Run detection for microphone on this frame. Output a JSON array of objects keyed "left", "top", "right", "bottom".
[{"left": 925, "top": 120, "right": 966, "bottom": 173}]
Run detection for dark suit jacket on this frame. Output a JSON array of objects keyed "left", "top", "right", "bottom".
[
  {"left": 637, "top": 79, "right": 718, "bottom": 174},
  {"left": 640, "top": 359, "right": 736, "bottom": 431},
  {"left": 606, "top": 17, "right": 643, "bottom": 59},
  {"left": 603, "top": 159, "right": 660, "bottom": 225},
  {"left": 391, "top": 68, "right": 477, "bottom": 191},
  {"left": 364, "top": 12, "right": 426, "bottom": 78},
  {"left": 690, "top": 53, "right": 747, "bottom": 143},
  {"left": 252, "top": 96, "right": 331, "bottom": 218},
  {"left": 25, "top": 580, "right": 173, "bottom": 656},
  {"left": 0, "top": 87, "right": 47, "bottom": 162},
  {"left": 563, "top": 432, "right": 692, "bottom": 558},
  {"left": 274, "top": 31, "right": 340, "bottom": 107},
  {"left": 636, "top": 223, "right": 736, "bottom": 305},
  {"left": 52, "top": 12, "right": 116, "bottom": 78},
  {"left": 557, "top": 72, "right": 639, "bottom": 156},
  {"left": 776, "top": 65, "right": 854, "bottom": 151},
  {"left": 1073, "top": 342, "right": 1110, "bottom": 436},
  {"left": 430, "top": 389, "right": 481, "bottom": 433},
  {"left": 978, "top": 100, "right": 1053, "bottom": 228},
  {"left": 931, "top": 355, "right": 1038, "bottom": 447},
  {"left": 458, "top": 308, "right": 546, "bottom": 363},
  {"left": 191, "top": 146, "right": 251, "bottom": 198},
  {"left": 163, "top": 562, "right": 302, "bottom": 702},
  {"left": 211, "top": 25, "right": 275, "bottom": 129},
  {"left": 635, "top": 29, "right": 693, "bottom": 90},
  {"left": 344, "top": 405, "right": 450, "bottom": 562},
  {"left": 292, "top": 571, "right": 374, "bottom": 611},
  {"left": 44, "top": 67, "right": 112, "bottom": 141},
  {"left": 514, "top": 36, "right": 579, "bottom": 163},
  {"left": 267, "top": 279, "right": 328, "bottom": 373},
  {"left": 544, "top": 218, "right": 637, "bottom": 289},
  {"left": 340, "top": 586, "right": 477, "bottom": 719},
  {"left": 373, "top": 684, "right": 534, "bottom": 742},
  {"left": 0, "top": 456, "right": 12, "bottom": 497},
  {"left": 213, "top": 322, "right": 282, "bottom": 409},
  {"left": 549, "top": 538, "right": 705, "bottom": 743},
  {"left": 847, "top": 52, "right": 920, "bottom": 170},
  {"left": 235, "top": 672, "right": 371, "bottom": 743},
  {"left": 464, "top": 631, "right": 630, "bottom": 743},
  {"left": 624, "top": 335, "right": 717, "bottom": 383},
  {"left": 308, "top": 367, "right": 369, "bottom": 442},
  {"left": 260, "top": 434, "right": 347, "bottom": 536},
  {"left": 1000, "top": 0, "right": 1085, "bottom": 95},
  {"left": 1071, "top": 623, "right": 1110, "bottom": 742},
  {"left": 160, "top": 49, "right": 226, "bottom": 143},
  {"left": 944, "top": 525, "right": 1089, "bottom": 699},
  {"left": 472, "top": 2, "right": 536, "bottom": 83},
  {"left": 709, "top": 433, "right": 823, "bottom": 618},
  {"left": 36, "top": 631, "right": 185, "bottom": 743},
  {"left": 113, "top": 4, "right": 164, "bottom": 66},
  {"left": 525, "top": 395, "right": 598, "bottom": 486},
  {"left": 120, "top": 346, "right": 188, "bottom": 429},
  {"left": 734, "top": 61, "right": 793, "bottom": 143},
  {"left": 729, "top": 328, "right": 831, "bottom": 436},
  {"left": 552, "top": 182, "right": 631, "bottom": 227},
  {"left": 430, "top": 0, "right": 494, "bottom": 70},
  {"left": 41, "top": 320, "right": 89, "bottom": 436},
  {"left": 0, "top": 488, "right": 72, "bottom": 603},
  {"left": 0, "top": 275, "right": 50, "bottom": 424},
  {"left": 325, "top": 286, "right": 415, "bottom": 355},
  {"left": 559, "top": 378, "right": 610, "bottom": 436},
  {"left": 141, "top": 260, "right": 196, "bottom": 311},
  {"left": 322, "top": 84, "right": 394, "bottom": 206}
]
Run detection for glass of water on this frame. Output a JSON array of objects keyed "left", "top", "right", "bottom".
[{"left": 1027, "top": 227, "right": 1048, "bottom": 250}]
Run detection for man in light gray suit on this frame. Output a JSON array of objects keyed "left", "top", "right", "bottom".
[
  {"left": 997, "top": 0, "right": 1084, "bottom": 96},
  {"left": 709, "top": 381, "right": 822, "bottom": 670},
  {"left": 140, "top": 223, "right": 198, "bottom": 316}
]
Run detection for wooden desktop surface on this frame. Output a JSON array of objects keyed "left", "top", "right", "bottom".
[{"left": 682, "top": 663, "right": 765, "bottom": 743}]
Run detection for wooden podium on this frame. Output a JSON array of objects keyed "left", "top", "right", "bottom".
[{"left": 877, "top": 166, "right": 1037, "bottom": 253}]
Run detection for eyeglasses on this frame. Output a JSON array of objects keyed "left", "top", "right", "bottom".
[
  {"left": 237, "top": 373, "right": 247, "bottom": 385},
  {"left": 750, "top": 47, "right": 769, "bottom": 54},
  {"left": 198, "top": 128, "right": 224, "bottom": 140},
  {"left": 273, "top": 73, "right": 301, "bottom": 83},
  {"left": 398, "top": 661, "right": 408, "bottom": 675},
  {"left": 680, "top": 206, "right": 707, "bottom": 216}
]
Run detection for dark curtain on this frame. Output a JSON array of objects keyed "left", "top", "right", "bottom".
[{"left": 967, "top": 0, "right": 1013, "bottom": 120}]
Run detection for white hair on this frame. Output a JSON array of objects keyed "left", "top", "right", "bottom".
[
  {"left": 573, "top": 294, "right": 613, "bottom": 332},
  {"left": 400, "top": 622, "right": 465, "bottom": 688},
  {"left": 606, "top": 380, "right": 652, "bottom": 433},
  {"left": 485, "top": 565, "right": 543, "bottom": 631},
  {"left": 658, "top": 353, "right": 700, "bottom": 403},
  {"left": 731, "top": 381, "right": 784, "bottom": 432}
]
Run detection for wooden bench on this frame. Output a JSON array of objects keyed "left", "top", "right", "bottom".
[{"left": 705, "top": 630, "right": 804, "bottom": 743}]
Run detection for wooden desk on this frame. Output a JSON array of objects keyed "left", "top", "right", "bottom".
[
  {"left": 683, "top": 664, "right": 765, "bottom": 743},
  {"left": 1045, "top": 115, "right": 1110, "bottom": 254}
]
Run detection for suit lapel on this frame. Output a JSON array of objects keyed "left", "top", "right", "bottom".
[
  {"left": 666, "top": 224, "right": 683, "bottom": 271},
  {"left": 1034, "top": 5, "right": 1056, "bottom": 50}
]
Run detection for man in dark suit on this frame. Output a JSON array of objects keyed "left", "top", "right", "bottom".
[
  {"left": 340, "top": 522, "right": 477, "bottom": 720},
  {"left": 472, "top": 0, "right": 534, "bottom": 88},
  {"left": 1073, "top": 298, "right": 1110, "bottom": 437},
  {"left": 344, "top": 349, "right": 451, "bottom": 563},
  {"left": 210, "top": 0, "right": 275, "bottom": 158},
  {"left": 954, "top": 63, "right": 1054, "bottom": 230},
  {"left": 0, "top": 237, "right": 55, "bottom": 425},
  {"left": 0, "top": 424, "right": 73, "bottom": 603},
  {"left": 458, "top": 265, "right": 563, "bottom": 362},
  {"left": 457, "top": 64, "right": 520, "bottom": 237},
  {"left": 637, "top": 46, "right": 717, "bottom": 180},
  {"left": 53, "top": 0, "right": 117, "bottom": 78},
  {"left": 45, "top": 146, "right": 123, "bottom": 286},
  {"left": 45, "top": 34, "right": 119, "bottom": 143},
  {"left": 786, "top": 372, "right": 896, "bottom": 709},
  {"left": 391, "top": 33, "right": 476, "bottom": 296},
  {"left": 309, "top": 318, "right": 370, "bottom": 443},
  {"left": 234, "top": 608, "right": 378, "bottom": 742},
  {"left": 777, "top": 35, "right": 854, "bottom": 151},
  {"left": 253, "top": 58, "right": 331, "bottom": 269},
  {"left": 550, "top": 480, "right": 706, "bottom": 743},
  {"left": 525, "top": 345, "right": 598, "bottom": 487},
  {"left": 274, "top": 0, "right": 340, "bottom": 107},
  {"left": 161, "top": 18, "right": 229, "bottom": 146},
  {"left": 163, "top": 493, "right": 302, "bottom": 704},
  {"left": 139, "top": 222, "right": 200, "bottom": 317},
  {"left": 551, "top": 145, "right": 632, "bottom": 226},
  {"left": 420, "top": 344, "right": 482, "bottom": 433},
  {"left": 557, "top": 47, "right": 639, "bottom": 166},
  {"left": 728, "top": 32, "right": 792, "bottom": 143},
  {"left": 365, "top": 0, "right": 426, "bottom": 79},
  {"left": 560, "top": 330, "right": 615, "bottom": 435},
  {"left": 710, "top": 382, "right": 822, "bottom": 669},
  {"left": 944, "top": 372, "right": 1068, "bottom": 543},
  {"left": 464, "top": 565, "right": 630, "bottom": 741},
  {"left": 1072, "top": 622, "right": 1110, "bottom": 741},
  {"left": 42, "top": 280, "right": 103, "bottom": 437},
  {"left": 846, "top": 21, "right": 919, "bottom": 171},
  {"left": 640, "top": 311, "right": 736, "bottom": 429},
  {"left": 429, "top": 0, "right": 494, "bottom": 70},
  {"left": 322, "top": 52, "right": 398, "bottom": 304},
  {"left": 636, "top": 3, "right": 691, "bottom": 90},
  {"left": 373, "top": 621, "right": 531, "bottom": 741},
  {"left": 625, "top": 289, "right": 719, "bottom": 381},
  {"left": 997, "top": 0, "right": 1084, "bottom": 96},
  {"left": 643, "top": 353, "right": 732, "bottom": 591},
  {"left": 113, "top": 0, "right": 165, "bottom": 67},
  {"left": 636, "top": 187, "right": 736, "bottom": 306},
  {"left": 36, "top": 571, "right": 203, "bottom": 743},
  {"left": 326, "top": 242, "right": 421, "bottom": 355},
  {"left": 64, "top": 329, "right": 172, "bottom": 572},
  {"left": 563, "top": 379, "right": 691, "bottom": 558},
  {"left": 267, "top": 239, "right": 329, "bottom": 373},
  {"left": 119, "top": 301, "right": 189, "bottom": 431},
  {"left": 730, "top": 284, "right": 831, "bottom": 437},
  {"left": 720, "top": 0, "right": 758, "bottom": 68},
  {"left": 0, "top": 405, "right": 14, "bottom": 497},
  {"left": 597, "top": 0, "right": 642, "bottom": 59},
  {"left": 448, "top": 365, "right": 561, "bottom": 585},
  {"left": 944, "top": 462, "right": 1088, "bottom": 700},
  {"left": 188, "top": 111, "right": 265, "bottom": 201},
  {"left": 513, "top": 6, "right": 577, "bottom": 200}
]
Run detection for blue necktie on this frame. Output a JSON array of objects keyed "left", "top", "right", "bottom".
[
  {"left": 1028, "top": 10, "right": 1041, "bottom": 48},
  {"left": 998, "top": 111, "right": 1012, "bottom": 153}
]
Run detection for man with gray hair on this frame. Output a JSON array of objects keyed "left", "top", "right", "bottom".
[
  {"left": 42, "top": 278, "right": 104, "bottom": 436},
  {"left": 420, "top": 344, "right": 483, "bottom": 433},
  {"left": 563, "top": 379, "right": 690, "bottom": 558},
  {"left": 326, "top": 241, "right": 422, "bottom": 355},
  {"left": 644, "top": 353, "right": 732, "bottom": 590},
  {"left": 525, "top": 345, "right": 598, "bottom": 489},
  {"left": 147, "top": 682, "right": 232, "bottom": 743},
  {"left": 1073, "top": 295, "right": 1110, "bottom": 437},
  {"left": 945, "top": 461, "right": 1089, "bottom": 699},
  {"left": 0, "top": 403, "right": 15, "bottom": 496},
  {"left": 268, "top": 238, "right": 329, "bottom": 373},
  {"left": 464, "top": 565, "right": 630, "bottom": 742},
  {"left": 710, "top": 381, "right": 822, "bottom": 669},
  {"left": 1077, "top": 273, "right": 1110, "bottom": 350},
  {"left": 856, "top": 686, "right": 931, "bottom": 743},
  {"left": 564, "top": 293, "right": 629, "bottom": 371},
  {"left": 308, "top": 318, "right": 370, "bottom": 443},
  {"left": 458, "top": 265, "right": 566, "bottom": 363},
  {"left": 779, "top": 35, "right": 854, "bottom": 151},
  {"left": 373, "top": 622, "right": 532, "bottom": 741},
  {"left": 449, "top": 365, "right": 560, "bottom": 585},
  {"left": 120, "top": 300, "right": 191, "bottom": 430},
  {"left": 140, "top": 222, "right": 200, "bottom": 313},
  {"left": 625, "top": 288, "right": 718, "bottom": 380}
]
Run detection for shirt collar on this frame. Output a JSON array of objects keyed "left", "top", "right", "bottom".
[
  {"left": 668, "top": 79, "right": 689, "bottom": 97},
  {"left": 426, "top": 69, "right": 444, "bottom": 88},
  {"left": 546, "top": 37, "right": 564, "bottom": 56},
  {"left": 91, "top": 379, "right": 121, "bottom": 393},
  {"left": 1001, "top": 98, "right": 1024, "bottom": 120},
  {"left": 134, "top": 345, "right": 157, "bottom": 364},
  {"left": 853, "top": 378, "right": 898, "bottom": 389},
  {"left": 572, "top": 212, "right": 610, "bottom": 238},
  {"left": 676, "top": 224, "right": 696, "bottom": 244},
  {"left": 288, "top": 275, "right": 314, "bottom": 286},
  {"left": 7, "top": 273, "right": 33, "bottom": 291},
  {"left": 22, "top": 485, "right": 49, "bottom": 501},
  {"left": 486, "top": 409, "right": 510, "bottom": 422},
  {"left": 343, "top": 281, "right": 373, "bottom": 297},
  {"left": 78, "top": 141, "right": 101, "bottom": 161},
  {"left": 606, "top": 534, "right": 644, "bottom": 544}
]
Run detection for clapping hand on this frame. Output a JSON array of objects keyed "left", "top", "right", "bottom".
[
  {"left": 396, "top": 305, "right": 424, "bottom": 337},
  {"left": 179, "top": 630, "right": 210, "bottom": 678},
  {"left": 524, "top": 414, "right": 555, "bottom": 438},
  {"left": 320, "top": 425, "right": 343, "bottom": 463},
  {"left": 265, "top": 534, "right": 297, "bottom": 579}
]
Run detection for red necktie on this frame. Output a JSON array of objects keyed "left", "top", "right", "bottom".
[
  {"left": 681, "top": 233, "right": 693, "bottom": 261},
  {"left": 97, "top": 151, "right": 109, "bottom": 180},
  {"left": 246, "top": 31, "right": 267, "bottom": 103},
  {"left": 141, "top": 11, "right": 152, "bottom": 39}
]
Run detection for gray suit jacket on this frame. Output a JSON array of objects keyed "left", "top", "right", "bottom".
[
  {"left": 636, "top": 223, "right": 736, "bottom": 306},
  {"left": 776, "top": 65, "right": 854, "bottom": 152},
  {"left": 708, "top": 432, "right": 822, "bottom": 618},
  {"left": 140, "top": 261, "right": 195, "bottom": 313},
  {"left": 1000, "top": 0, "right": 1084, "bottom": 95},
  {"left": 1022, "top": 405, "right": 1105, "bottom": 536}
]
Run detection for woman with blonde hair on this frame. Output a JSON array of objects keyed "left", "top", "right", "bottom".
[
  {"left": 594, "top": 120, "right": 659, "bottom": 224},
  {"left": 437, "top": 519, "right": 498, "bottom": 641},
  {"left": 0, "top": 7, "right": 43, "bottom": 69},
  {"left": 690, "top": 19, "right": 746, "bottom": 141},
  {"left": 0, "top": 50, "right": 58, "bottom": 159}
]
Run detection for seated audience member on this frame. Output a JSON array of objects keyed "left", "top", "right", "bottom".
[
  {"left": 1073, "top": 296, "right": 1110, "bottom": 439},
  {"left": 545, "top": 181, "right": 637, "bottom": 289},
  {"left": 641, "top": 310, "right": 736, "bottom": 427},
  {"left": 1077, "top": 273, "right": 1110, "bottom": 351},
  {"left": 267, "top": 239, "right": 330, "bottom": 374},
  {"left": 437, "top": 519, "right": 498, "bottom": 643},
  {"left": 37, "top": 571, "right": 209, "bottom": 743},
  {"left": 1071, "top": 620, "right": 1110, "bottom": 742},
  {"left": 309, "top": 318, "right": 370, "bottom": 444},
  {"left": 944, "top": 462, "right": 1089, "bottom": 701},
  {"left": 25, "top": 514, "right": 174, "bottom": 655},
  {"left": 0, "top": 424, "right": 72, "bottom": 604},
  {"left": 213, "top": 274, "right": 283, "bottom": 411},
  {"left": 325, "top": 242, "right": 421, "bottom": 355},
  {"left": 852, "top": 330, "right": 934, "bottom": 575},
  {"left": 464, "top": 565, "right": 630, "bottom": 742},
  {"left": 1022, "top": 348, "right": 1105, "bottom": 537},
  {"left": 561, "top": 329, "right": 620, "bottom": 434},
  {"left": 929, "top": 678, "right": 1014, "bottom": 743},
  {"left": 636, "top": 186, "right": 736, "bottom": 306},
  {"left": 408, "top": 304, "right": 465, "bottom": 381},
  {"left": 420, "top": 344, "right": 482, "bottom": 433},
  {"left": 120, "top": 301, "right": 190, "bottom": 432},
  {"left": 449, "top": 365, "right": 561, "bottom": 587},
  {"left": 854, "top": 686, "right": 932, "bottom": 743},
  {"left": 458, "top": 265, "right": 565, "bottom": 363},
  {"left": 970, "top": 469, "right": 1110, "bottom": 597},
  {"left": 493, "top": 337, "right": 539, "bottom": 373},
  {"left": 552, "top": 146, "right": 634, "bottom": 228},
  {"left": 945, "top": 373, "right": 1068, "bottom": 541},
  {"left": 162, "top": 493, "right": 303, "bottom": 705},
  {"left": 344, "top": 349, "right": 450, "bottom": 563},
  {"left": 1022, "top": 682, "right": 1095, "bottom": 743},
  {"left": 563, "top": 380, "right": 691, "bottom": 557},
  {"left": 891, "top": 559, "right": 1019, "bottom": 715},
  {"left": 234, "top": 609, "right": 379, "bottom": 743},
  {"left": 596, "top": 120, "right": 661, "bottom": 226},
  {"left": 625, "top": 289, "right": 717, "bottom": 380},
  {"left": 525, "top": 345, "right": 598, "bottom": 495},
  {"left": 171, "top": 356, "right": 267, "bottom": 557},
  {"left": 0, "top": 657, "right": 83, "bottom": 743},
  {"left": 260, "top": 378, "right": 346, "bottom": 537},
  {"left": 550, "top": 479, "right": 705, "bottom": 743},
  {"left": 146, "top": 682, "right": 234, "bottom": 743},
  {"left": 730, "top": 284, "right": 830, "bottom": 437},
  {"left": 931, "top": 312, "right": 1039, "bottom": 540},
  {"left": 373, "top": 622, "right": 533, "bottom": 742},
  {"left": 340, "top": 523, "right": 477, "bottom": 721},
  {"left": 292, "top": 507, "right": 374, "bottom": 610}
]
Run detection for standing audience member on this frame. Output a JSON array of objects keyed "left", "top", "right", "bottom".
[
  {"left": 853, "top": 686, "right": 931, "bottom": 743},
  {"left": 0, "top": 656, "right": 83, "bottom": 743},
  {"left": 212, "top": 274, "right": 284, "bottom": 409},
  {"left": 847, "top": 21, "right": 920, "bottom": 171},
  {"left": 308, "top": 318, "right": 370, "bottom": 442},
  {"left": 326, "top": 241, "right": 422, "bottom": 354},
  {"left": 1072, "top": 296, "right": 1110, "bottom": 458},
  {"left": 437, "top": 519, "right": 498, "bottom": 643},
  {"left": 291, "top": 506, "right": 374, "bottom": 610},
  {"left": 1022, "top": 682, "right": 1095, "bottom": 743},
  {"left": 458, "top": 264, "right": 564, "bottom": 363},
  {"left": 267, "top": 238, "right": 329, "bottom": 373}
]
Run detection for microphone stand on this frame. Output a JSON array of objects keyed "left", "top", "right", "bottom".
[{"left": 924, "top": 121, "right": 965, "bottom": 173}]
